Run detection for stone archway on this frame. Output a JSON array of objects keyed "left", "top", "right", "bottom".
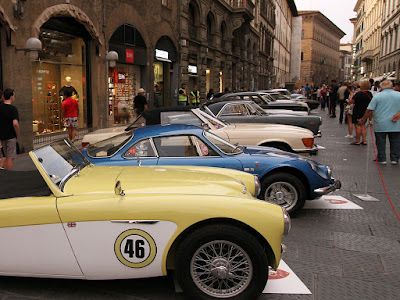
[
  {"left": 0, "top": 5, "right": 16, "bottom": 31},
  {"left": 31, "top": 4, "right": 103, "bottom": 44}
]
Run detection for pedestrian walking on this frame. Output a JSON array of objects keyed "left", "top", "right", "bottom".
[
  {"left": 358, "top": 80, "right": 400, "bottom": 164},
  {"left": 329, "top": 80, "right": 339, "bottom": 118},
  {"left": 133, "top": 88, "right": 148, "bottom": 117},
  {"left": 178, "top": 84, "right": 188, "bottom": 106},
  {"left": 62, "top": 87, "right": 79, "bottom": 143},
  {"left": 0, "top": 89, "right": 20, "bottom": 170},
  {"left": 190, "top": 85, "right": 200, "bottom": 106},
  {"left": 348, "top": 79, "right": 372, "bottom": 145},
  {"left": 338, "top": 82, "right": 348, "bottom": 123}
]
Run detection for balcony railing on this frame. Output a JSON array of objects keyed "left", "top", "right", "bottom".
[
  {"left": 224, "top": 0, "right": 255, "bottom": 19},
  {"left": 226, "top": 0, "right": 254, "bottom": 10}
]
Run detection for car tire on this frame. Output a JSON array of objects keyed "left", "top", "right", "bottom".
[
  {"left": 260, "top": 172, "right": 306, "bottom": 214},
  {"left": 175, "top": 224, "right": 269, "bottom": 300}
]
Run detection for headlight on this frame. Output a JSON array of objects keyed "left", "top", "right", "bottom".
[
  {"left": 282, "top": 207, "right": 291, "bottom": 236},
  {"left": 308, "top": 161, "right": 328, "bottom": 180},
  {"left": 254, "top": 175, "right": 261, "bottom": 197},
  {"left": 326, "top": 166, "right": 332, "bottom": 177}
]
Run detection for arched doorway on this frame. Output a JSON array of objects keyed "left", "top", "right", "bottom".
[
  {"left": 154, "top": 36, "right": 177, "bottom": 108},
  {"left": 31, "top": 17, "right": 92, "bottom": 135},
  {"left": 108, "top": 24, "right": 147, "bottom": 124}
]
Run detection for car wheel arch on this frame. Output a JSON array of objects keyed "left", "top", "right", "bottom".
[
  {"left": 259, "top": 166, "right": 311, "bottom": 200},
  {"left": 260, "top": 141, "right": 293, "bottom": 152},
  {"left": 165, "top": 217, "right": 276, "bottom": 271}
]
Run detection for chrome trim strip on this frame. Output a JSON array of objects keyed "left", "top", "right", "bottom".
[{"left": 111, "top": 220, "right": 160, "bottom": 225}]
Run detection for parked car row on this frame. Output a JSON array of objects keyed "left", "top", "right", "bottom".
[{"left": 0, "top": 90, "right": 339, "bottom": 300}]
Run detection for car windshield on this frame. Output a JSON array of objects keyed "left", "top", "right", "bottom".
[
  {"left": 87, "top": 131, "right": 133, "bottom": 158},
  {"left": 248, "top": 103, "right": 268, "bottom": 115},
  {"left": 204, "top": 131, "right": 243, "bottom": 155},
  {"left": 32, "top": 139, "right": 90, "bottom": 190},
  {"left": 260, "top": 94, "right": 273, "bottom": 102}
]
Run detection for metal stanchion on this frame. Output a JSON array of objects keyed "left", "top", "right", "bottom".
[{"left": 354, "top": 122, "right": 380, "bottom": 202}]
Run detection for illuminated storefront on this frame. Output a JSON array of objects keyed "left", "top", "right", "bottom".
[
  {"left": 153, "top": 36, "right": 177, "bottom": 107},
  {"left": 32, "top": 19, "right": 89, "bottom": 135},
  {"left": 108, "top": 24, "right": 146, "bottom": 124}
]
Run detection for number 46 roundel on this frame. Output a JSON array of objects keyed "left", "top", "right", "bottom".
[{"left": 114, "top": 229, "right": 157, "bottom": 268}]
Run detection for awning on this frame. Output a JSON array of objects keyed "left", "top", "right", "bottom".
[{"left": 156, "top": 57, "right": 172, "bottom": 63}]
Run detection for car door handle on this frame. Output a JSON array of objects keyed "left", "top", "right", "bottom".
[{"left": 110, "top": 220, "right": 159, "bottom": 225}]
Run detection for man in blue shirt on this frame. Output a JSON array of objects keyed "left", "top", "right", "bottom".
[{"left": 358, "top": 80, "right": 400, "bottom": 164}]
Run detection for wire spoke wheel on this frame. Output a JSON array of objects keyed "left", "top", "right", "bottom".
[{"left": 190, "top": 240, "right": 253, "bottom": 298}]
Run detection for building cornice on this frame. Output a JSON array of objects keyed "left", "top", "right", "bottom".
[{"left": 298, "top": 10, "right": 346, "bottom": 38}]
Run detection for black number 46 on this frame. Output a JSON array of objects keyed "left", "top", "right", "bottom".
[{"left": 124, "top": 239, "right": 145, "bottom": 258}]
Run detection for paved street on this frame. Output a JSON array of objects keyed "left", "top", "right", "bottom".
[{"left": 4, "top": 109, "right": 400, "bottom": 300}]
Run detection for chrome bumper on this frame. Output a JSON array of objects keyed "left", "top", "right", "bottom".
[{"left": 313, "top": 179, "right": 342, "bottom": 196}]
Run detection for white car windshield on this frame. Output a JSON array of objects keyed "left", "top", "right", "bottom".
[
  {"left": 32, "top": 140, "right": 90, "bottom": 190},
  {"left": 204, "top": 131, "right": 243, "bottom": 155}
]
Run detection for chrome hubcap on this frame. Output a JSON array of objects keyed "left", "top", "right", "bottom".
[
  {"left": 190, "top": 240, "right": 253, "bottom": 298},
  {"left": 265, "top": 181, "right": 298, "bottom": 211}
]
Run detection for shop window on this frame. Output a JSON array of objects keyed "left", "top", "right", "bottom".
[{"left": 32, "top": 28, "right": 87, "bottom": 135}]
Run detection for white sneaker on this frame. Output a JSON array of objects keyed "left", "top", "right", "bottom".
[
  {"left": 391, "top": 161, "right": 398, "bottom": 165},
  {"left": 345, "top": 134, "right": 354, "bottom": 138},
  {"left": 379, "top": 161, "right": 387, "bottom": 165}
]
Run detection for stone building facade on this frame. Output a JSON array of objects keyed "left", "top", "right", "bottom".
[
  {"left": 298, "top": 11, "right": 345, "bottom": 87},
  {"left": 339, "top": 43, "right": 353, "bottom": 83},
  {"left": 273, "top": 0, "right": 297, "bottom": 88},
  {"left": 360, "top": 0, "right": 382, "bottom": 79},
  {"left": 256, "top": 0, "right": 276, "bottom": 89},
  {"left": 352, "top": 0, "right": 382, "bottom": 80},
  {"left": 179, "top": 0, "right": 260, "bottom": 97},
  {"left": 0, "top": 0, "right": 180, "bottom": 151},
  {"left": 380, "top": 0, "right": 400, "bottom": 80}
]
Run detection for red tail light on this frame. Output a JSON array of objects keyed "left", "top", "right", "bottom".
[
  {"left": 82, "top": 142, "right": 90, "bottom": 148},
  {"left": 302, "top": 138, "right": 314, "bottom": 148}
]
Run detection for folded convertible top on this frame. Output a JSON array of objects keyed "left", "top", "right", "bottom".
[{"left": 0, "top": 169, "right": 52, "bottom": 199}]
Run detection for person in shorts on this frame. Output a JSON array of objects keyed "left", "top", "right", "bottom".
[
  {"left": 0, "top": 89, "right": 20, "bottom": 170},
  {"left": 62, "top": 87, "right": 79, "bottom": 142}
]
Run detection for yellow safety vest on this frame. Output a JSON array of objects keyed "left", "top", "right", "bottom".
[
  {"left": 179, "top": 88, "right": 187, "bottom": 102},
  {"left": 191, "top": 91, "right": 200, "bottom": 104}
]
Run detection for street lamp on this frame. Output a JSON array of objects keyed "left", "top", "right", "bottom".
[
  {"left": 15, "top": 37, "right": 42, "bottom": 61},
  {"left": 106, "top": 51, "right": 118, "bottom": 68}
]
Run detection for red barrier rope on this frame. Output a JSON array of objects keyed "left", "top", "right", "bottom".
[{"left": 368, "top": 123, "right": 400, "bottom": 222}]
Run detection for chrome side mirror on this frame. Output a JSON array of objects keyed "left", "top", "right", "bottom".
[{"left": 114, "top": 180, "right": 125, "bottom": 196}]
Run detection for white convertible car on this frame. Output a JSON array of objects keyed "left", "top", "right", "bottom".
[{"left": 83, "top": 108, "right": 318, "bottom": 155}]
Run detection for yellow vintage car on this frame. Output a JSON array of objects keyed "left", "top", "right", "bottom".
[{"left": 0, "top": 140, "right": 290, "bottom": 299}]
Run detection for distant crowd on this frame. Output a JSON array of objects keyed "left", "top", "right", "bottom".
[{"left": 297, "top": 79, "right": 400, "bottom": 165}]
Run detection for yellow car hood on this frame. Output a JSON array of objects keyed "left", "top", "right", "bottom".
[{"left": 64, "top": 165, "right": 251, "bottom": 198}]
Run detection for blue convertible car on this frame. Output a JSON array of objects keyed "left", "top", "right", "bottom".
[{"left": 83, "top": 124, "right": 340, "bottom": 213}]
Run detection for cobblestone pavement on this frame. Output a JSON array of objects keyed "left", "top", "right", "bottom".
[{"left": 4, "top": 109, "right": 400, "bottom": 300}]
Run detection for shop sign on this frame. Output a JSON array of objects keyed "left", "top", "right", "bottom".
[
  {"left": 115, "top": 72, "right": 126, "bottom": 83},
  {"left": 188, "top": 65, "right": 197, "bottom": 74},
  {"left": 155, "top": 49, "right": 169, "bottom": 60},
  {"left": 126, "top": 49, "right": 134, "bottom": 63}
]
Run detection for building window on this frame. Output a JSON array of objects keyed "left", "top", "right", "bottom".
[
  {"left": 301, "top": 52, "right": 304, "bottom": 61},
  {"left": 189, "top": 3, "right": 198, "bottom": 39}
]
